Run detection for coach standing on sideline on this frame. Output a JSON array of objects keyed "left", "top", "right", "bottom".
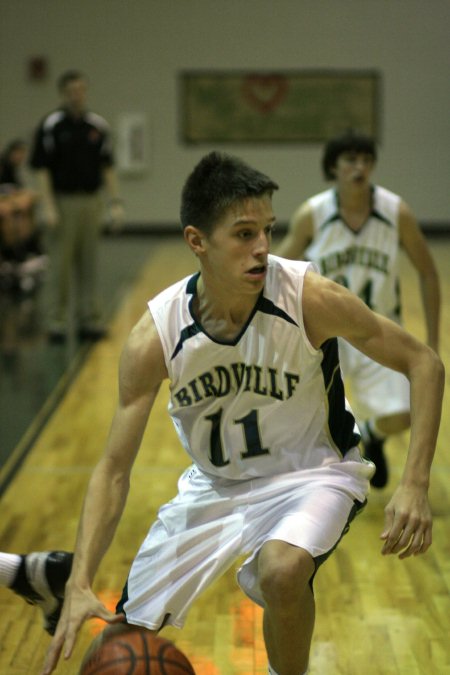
[{"left": 29, "top": 70, "right": 124, "bottom": 342}]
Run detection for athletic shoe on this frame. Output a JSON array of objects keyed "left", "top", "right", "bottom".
[
  {"left": 363, "top": 435, "right": 388, "bottom": 488},
  {"left": 11, "top": 551, "right": 73, "bottom": 635},
  {"left": 47, "top": 324, "right": 67, "bottom": 344}
]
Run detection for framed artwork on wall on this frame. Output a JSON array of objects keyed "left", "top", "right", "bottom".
[{"left": 180, "top": 70, "right": 381, "bottom": 144}]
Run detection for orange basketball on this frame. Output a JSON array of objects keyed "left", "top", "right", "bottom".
[{"left": 80, "top": 627, "right": 196, "bottom": 674}]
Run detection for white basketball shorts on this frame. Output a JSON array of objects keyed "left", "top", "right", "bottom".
[
  {"left": 119, "top": 451, "right": 373, "bottom": 630},
  {"left": 338, "top": 338, "right": 410, "bottom": 422}
]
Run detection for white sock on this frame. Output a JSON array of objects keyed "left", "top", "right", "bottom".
[{"left": 0, "top": 553, "right": 22, "bottom": 586}]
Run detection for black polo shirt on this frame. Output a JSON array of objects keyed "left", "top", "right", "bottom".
[{"left": 29, "top": 108, "right": 114, "bottom": 194}]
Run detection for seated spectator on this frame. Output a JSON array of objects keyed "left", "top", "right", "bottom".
[{"left": 0, "top": 139, "right": 47, "bottom": 293}]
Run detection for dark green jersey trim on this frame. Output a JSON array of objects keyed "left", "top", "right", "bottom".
[
  {"left": 256, "top": 296, "right": 298, "bottom": 327},
  {"left": 171, "top": 273, "right": 298, "bottom": 359},
  {"left": 186, "top": 271, "right": 200, "bottom": 294},
  {"left": 115, "top": 580, "right": 128, "bottom": 616},
  {"left": 319, "top": 211, "right": 341, "bottom": 231},
  {"left": 170, "top": 273, "right": 201, "bottom": 359},
  {"left": 319, "top": 187, "right": 394, "bottom": 234},
  {"left": 171, "top": 322, "right": 202, "bottom": 360},
  {"left": 321, "top": 338, "right": 360, "bottom": 453},
  {"left": 371, "top": 208, "right": 394, "bottom": 227}
]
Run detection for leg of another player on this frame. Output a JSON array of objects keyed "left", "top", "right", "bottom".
[
  {"left": 0, "top": 550, "right": 73, "bottom": 634},
  {"left": 0, "top": 552, "right": 22, "bottom": 586},
  {"left": 363, "top": 411, "right": 410, "bottom": 488},
  {"left": 375, "top": 411, "right": 410, "bottom": 436},
  {"left": 259, "top": 541, "right": 315, "bottom": 675}
]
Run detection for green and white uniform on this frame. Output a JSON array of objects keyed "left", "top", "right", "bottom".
[
  {"left": 119, "top": 256, "right": 372, "bottom": 630},
  {"left": 306, "top": 186, "right": 409, "bottom": 421}
]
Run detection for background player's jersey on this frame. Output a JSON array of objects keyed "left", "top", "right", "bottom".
[
  {"left": 306, "top": 186, "right": 401, "bottom": 320},
  {"left": 149, "top": 256, "right": 361, "bottom": 480}
]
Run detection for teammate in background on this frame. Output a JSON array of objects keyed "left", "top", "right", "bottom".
[
  {"left": 0, "top": 152, "right": 444, "bottom": 675},
  {"left": 277, "top": 130, "right": 441, "bottom": 487},
  {"left": 29, "top": 70, "right": 125, "bottom": 342}
]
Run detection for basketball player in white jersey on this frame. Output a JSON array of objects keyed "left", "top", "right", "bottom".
[
  {"left": 278, "top": 131, "right": 440, "bottom": 488},
  {"left": 1, "top": 153, "right": 443, "bottom": 675}
]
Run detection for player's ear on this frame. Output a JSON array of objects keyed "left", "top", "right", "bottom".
[{"left": 184, "top": 225, "right": 206, "bottom": 255}]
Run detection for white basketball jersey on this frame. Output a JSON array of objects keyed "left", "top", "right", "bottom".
[
  {"left": 306, "top": 186, "right": 401, "bottom": 319},
  {"left": 148, "top": 255, "right": 361, "bottom": 480}
]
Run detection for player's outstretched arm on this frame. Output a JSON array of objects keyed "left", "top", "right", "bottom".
[
  {"left": 302, "top": 272, "right": 445, "bottom": 559},
  {"left": 398, "top": 200, "right": 441, "bottom": 354},
  {"left": 42, "top": 311, "right": 167, "bottom": 675}
]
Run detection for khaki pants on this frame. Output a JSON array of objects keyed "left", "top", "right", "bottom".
[{"left": 46, "top": 193, "right": 103, "bottom": 328}]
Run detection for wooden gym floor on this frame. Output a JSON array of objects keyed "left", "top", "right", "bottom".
[{"left": 0, "top": 235, "right": 449, "bottom": 674}]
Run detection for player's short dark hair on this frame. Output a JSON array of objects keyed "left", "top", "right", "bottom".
[
  {"left": 322, "top": 130, "right": 377, "bottom": 180},
  {"left": 57, "top": 70, "right": 86, "bottom": 92},
  {"left": 180, "top": 151, "right": 279, "bottom": 232}
]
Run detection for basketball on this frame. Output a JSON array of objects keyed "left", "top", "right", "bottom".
[{"left": 80, "top": 626, "right": 196, "bottom": 674}]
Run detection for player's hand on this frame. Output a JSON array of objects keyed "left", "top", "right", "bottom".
[
  {"left": 41, "top": 584, "right": 125, "bottom": 674},
  {"left": 380, "top": 483, "right": 432, "bottom": 559}
]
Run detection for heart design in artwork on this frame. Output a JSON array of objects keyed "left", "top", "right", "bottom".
[{"left": 241, "top": 74, "right": 289, "bottom": 113}]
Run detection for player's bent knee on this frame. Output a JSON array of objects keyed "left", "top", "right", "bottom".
[
  {"left": 259, "top": 542, "right": 314, "bottom": 608},
  {"left": 378, "top": 411, "right": 410, "bottom": 435}
]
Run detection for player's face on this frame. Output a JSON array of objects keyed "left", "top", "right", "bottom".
[
  {"left": 334, "top": 151, "right": 375, "bottom": 187},
  {"left": 201, "top": 194, "right": 276, "bottom": 295},
  {"left": 62, "top": 79, "right": 88, "bottom": 114}
]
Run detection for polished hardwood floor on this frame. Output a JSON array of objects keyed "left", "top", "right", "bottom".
[{"left": 0, "top": 236, "right": 448, "bottom": 674}]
